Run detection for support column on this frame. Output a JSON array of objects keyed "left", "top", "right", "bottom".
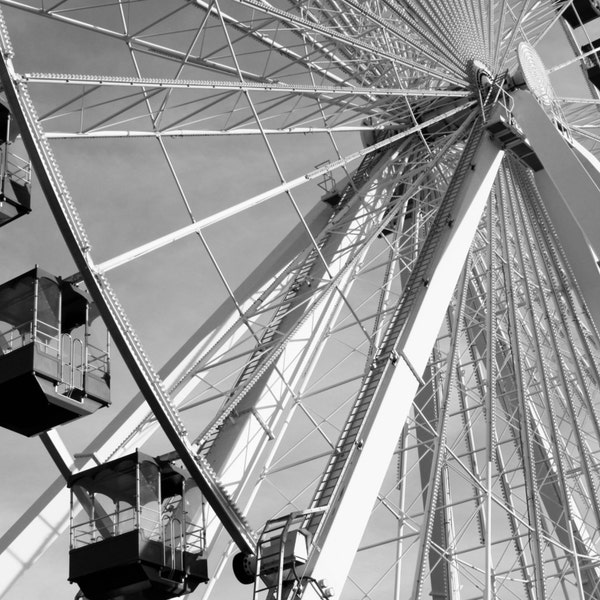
[
  {"left": 510, "top": 89, "right": 600, "bottom": 330},
  {"left": 303, "top": 130, "right": 504, "bottom": 599}
]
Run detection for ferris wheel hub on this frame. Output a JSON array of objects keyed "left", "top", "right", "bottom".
[
  {"left": 514, "top": 42, "right": 555, "bottom": 107},
  {"left": 470, "top": 59, "right": 494, "bottom": 90}
]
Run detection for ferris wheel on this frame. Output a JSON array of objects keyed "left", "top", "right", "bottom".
[{"left": 1, "top": 1, "right": 600, "bottom": 599}]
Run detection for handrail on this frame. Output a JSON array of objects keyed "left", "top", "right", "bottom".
[
  {"left": 60, "top": 333, "right": 72, "bottom": 385},
  {"left": 5, "top": 151, "right": 31, "bottom": 185},
  {"left": 0, "top": 316, "right": 110, "bottom": 393},
  {"left": 166, "top": 517, "right": 184, "bottom": 572},
  {"left": 72, "top": 337, "right": 84, "bottom": 389},
  {"left": 72, "top": 503, "right": 205, "bottom": 554}
]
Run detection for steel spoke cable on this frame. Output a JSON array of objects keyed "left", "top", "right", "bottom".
[
  {"left": 403, "top": 0, "right": 470, "bottom": 66},
  {"left": 531, "top": 0, "right": 573, "bottom": 48},
  {"left": 498, "top": 164, "right": 548, "bottom": 600},
  {"left": 299, "top": 26, "right": 357, "bottom": 196},
  {"left": 123, "top": 11, "right": 289, "bottom": 406},
  {"left": 150, "top": 1, "right": 215, "bottom": 129},
  {"left": 514, "top": 167, "right": 600, "bottom": 537},
  {"left": 89, "top": 104, "right": 475, "bottom": 284},
  {"left": 0, "top": 0, "right": 278, "bottom": 82},
  {"left": 494, "top": 0, "right": 533, "bottom": 74},
  {"left": 188, "top": 164, "right": 410, "bottom": 449},
  {"left": 34, "top": 86, "right": 152, "bottom": 126},
  {"left": 507, "top": 159, "right": 592, "bottom": 596},
  {"left": 336, "top": 0, "right": 466, "bottom": 77},
  {"left": 213, "top": 0, "right": 380, "bottom": 350},
  {"left": 189, "top": 129, "right": 468, "bottom": 464},
  {"left": 516, "top": 166, "right": 600, "bottom": 449},
  {"left": 169, "top": 145, "right": 426, "bottom": 410},
  {"left": 229, "top": 0, "right": 469, "bottom": 87},
  {"left": 463, "top": 212, "right": 536, "bottom": 594},
  {"left": 191, "top": 0, "right": 367, "bottom": 86},
  {"left": 43, "top": 125, "right": 396, "bottom": 139}
]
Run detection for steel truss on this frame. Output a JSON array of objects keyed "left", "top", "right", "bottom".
[{"left": 2, "top": 2, "right": 600, "bottom": 600}]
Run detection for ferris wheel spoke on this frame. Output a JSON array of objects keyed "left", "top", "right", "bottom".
[
  {"left": 189, "top": 128, "right": 465, "bottom": 520},
  {"left": 272, "top": 1, "right": 397, "bottom": 87},
  {"left": 23, "top": 73, "right": 468, "bottom": 99},
  {"left": 508, "top": 165, "right": 600, "bottom": 595},
  {"left": 500, "top": 167, "right": 570, "bottom": 597},
  {"left": 315, "top": 0, "right": 466, "bottom": 77},
  {"left": 406, "top": 0, "right": 487, "bottom": 67},
  {"left": 495, "top": 0, "right": 535, "bottom": 74},
  {"left": 229, "top": 0, "right": 469, "bottom": 87},
  {"left": 25, "top": 75, "right": 463, "bottom": 135},
  {"left": 43, "top": 125, "right": 386, "bottom": 139},
  {"left": 140, "top": 1, "right": 214, "bottom": 130},
  {"left": 528, "top": 0, "right": 572, "bottom": 48},
  {"left": 85, "top": 102, "right": 474, "bottom": 277},
  {"left": 190, "top": 0, "right": 363, "bottom": 86},
  {"left": 0, "top": 0, "right": 282, "bottom": 82}
]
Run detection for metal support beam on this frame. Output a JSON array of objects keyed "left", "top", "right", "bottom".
[
  {"left": 302, "top": 127, "right": 504, "bottom": 598},
  {"left": 197, "top": 153, "right": 400, "bottom": 579},
  {"left": 510, "top": 89, "right": 600, "bottom": 330},
  {"left": 205, "top": 152, "right": 398, "bottom": 491}
]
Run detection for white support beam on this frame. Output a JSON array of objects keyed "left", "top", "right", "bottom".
[
  {"left": 511, "top": 89, "right": 600, "bottom": 329},
  {"left": 303, "top": 132, "right": 504, "bottom": 599},
  {"left": 21, "top": 73, "right": 469, "bottom": 98}
]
